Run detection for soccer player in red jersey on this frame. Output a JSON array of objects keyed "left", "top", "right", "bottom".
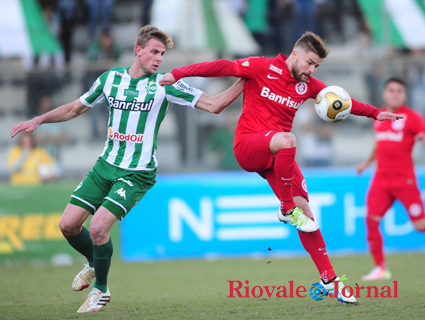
[
  {"left": 160, "top": 32, "right": 400, "bottom": 304},
  {"left": 357, "top": 78, "right": 425, "bottom": 280}
]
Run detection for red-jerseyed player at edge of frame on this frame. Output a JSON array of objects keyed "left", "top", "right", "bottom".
[
  {"left": 159, "top": 31, "right": 402, "bottom": 305},
  {"left": 357, "top": 78, "right": 425, "bottom": 281}
]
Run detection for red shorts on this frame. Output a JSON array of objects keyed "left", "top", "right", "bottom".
[
  {"left": 367, "top": 181, "right": 425, "bottom": 222},
  {"left": 234, "top": 131, "right": 309, "bottom": 201}
]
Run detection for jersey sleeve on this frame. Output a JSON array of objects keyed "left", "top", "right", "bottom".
[
  {"left": 409, "top": 111, "right": 425, "bottom": 136},
  {"left": 165, "top": 79, "right": 204, "bottom": 108},
  {"left": 79, "top": 73, "right": 107, "bottom": 108},
  {"left": 308, "top": 77, "right": 327, "bottom": 98},
  {"left": 232, "top": 56, "right": 263, "bottom": 79}
]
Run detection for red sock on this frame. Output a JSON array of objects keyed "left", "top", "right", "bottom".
[
  {"left": 298, "top": 227, "right": 336, "bottom": 282},
  {"left": 274, "top": 147, "right": 296, "bottom": 213},
  {"left": 366, "top": 217, "right": 385, "bottom": 268}
]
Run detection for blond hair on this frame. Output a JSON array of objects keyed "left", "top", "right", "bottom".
[
  {"left": 134, "top": 25, "right": 173, "bottom": 54},
  {"left": 294, "top": 31, "right": 330, "bottom": 59}
]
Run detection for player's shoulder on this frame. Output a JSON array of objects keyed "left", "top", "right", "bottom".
[
  {"left": 403, "top": 105, "right": 423, "bottom": 118},
  {"left": 97, "top": 67, "right": 126, "bottom": 80},
  {"left": 107, "top": 67, "right": 126, "bottom": 75}
]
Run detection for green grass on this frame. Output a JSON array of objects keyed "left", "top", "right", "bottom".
[{"left": 1, "top": 253, "right": 424, "bottom": 319}]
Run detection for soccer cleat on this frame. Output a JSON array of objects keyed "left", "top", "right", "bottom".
[
  {"left": 320, "top": 275, "right": 358, "bottom": 305},
  {"left": 72, "top": 263, "right": 95, "bottom": 291},
  {"left": 277, "top": 207, "right": 319, "bottom": 233},
  {"left": 77, "top": 287, "right": 111, "bottom": 313},
  {"left": 361, "top": 266, "right": 392, "bottom": 281}
]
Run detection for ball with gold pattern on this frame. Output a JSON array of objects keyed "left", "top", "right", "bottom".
[{"left": 314, "top": 86, "right": 352, "bottom": 123}]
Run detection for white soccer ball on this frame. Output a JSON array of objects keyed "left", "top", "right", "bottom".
[{"left": 314, "top": 86, "right": 352, "bottom": 123}]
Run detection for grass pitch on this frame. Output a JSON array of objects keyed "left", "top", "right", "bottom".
[{"left": 1, "top": 253, "right": 424, "bottom": 319}]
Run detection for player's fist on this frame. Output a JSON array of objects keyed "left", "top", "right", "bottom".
[
  {"left": 376, "top": 112, "right": 404, "bottom": 121},
  {"left": 159, "top": 73, "right": 176, "bottom": 87},
  {"left": 11, "top": 118, "right": 40, "bottom": 138}
]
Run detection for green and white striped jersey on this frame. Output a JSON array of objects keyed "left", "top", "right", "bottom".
[{"left": 80, "top": 67, "right": 203, "bottom": 171}]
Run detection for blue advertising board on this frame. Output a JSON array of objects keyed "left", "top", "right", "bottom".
[{"left": 121, "top": 168, "right": 425, "bottom": 261}]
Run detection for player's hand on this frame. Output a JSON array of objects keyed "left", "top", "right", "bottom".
[
  {"left": 376, "top": 112, "right": 404, "bottom": 121},
  {"left": 11, "top": 118, "right": 41, "bottom": 138},
  {"left": 356, "top": 162, "right": 368, "bottom": 175},
  {"left": 159, "top": 73, "right": 176, "bottom": 87}
]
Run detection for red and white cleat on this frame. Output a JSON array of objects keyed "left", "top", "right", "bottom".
[{"left": 72, "top": 263, "right": 95, "bottom": 291}]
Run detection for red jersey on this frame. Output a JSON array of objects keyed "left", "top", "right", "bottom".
[
  {"left": 373, "top": 105, "right": 425, "bottom": 187},
  {"left": 171, "top": 54, "right": 381, "bottom": 146}
]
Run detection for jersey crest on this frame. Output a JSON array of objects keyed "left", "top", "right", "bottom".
[{"left": 295, "top": 82, "right": 308, "bottom": 95}]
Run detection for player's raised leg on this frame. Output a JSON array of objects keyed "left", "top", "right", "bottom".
[
  {"left": 77, "top": 206, "right": 117, "bottom": 313},
  {"left": 271, "top": 133, "right": 318, "bottom": 232},
  {"left": 59, "top": 204, "right": 95, "bottom": 291}
]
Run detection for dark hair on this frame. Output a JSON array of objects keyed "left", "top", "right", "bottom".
[
  {"left": 294, "top": 31, "right": 330, "bottom": 59},
  {"left": 385, "top": 77, "right": 406, "bottom": 88},
  {"left": 134, "top": 25, "right": 173, "bottom": 54}
]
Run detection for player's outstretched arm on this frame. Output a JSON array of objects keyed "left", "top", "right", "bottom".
[
  {"left": 376, "top": 112, "right": 404, "bottom": 121},
  {"left": 159, "top": 60, "right": 237, "bottom": 87},
  {"left": 195, "top": 79, "right": 245, "bottom": 114},
  {"left": 11, "top": 99, "right": 90, "bottom": 138},
  {"left": 356, "top": 144, "right": 376, "bottom": 175}
]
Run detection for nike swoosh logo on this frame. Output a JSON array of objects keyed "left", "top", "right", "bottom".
[
  {"left": 281, "top": 177, "right": 293, "bottom": 181},
  {"left": 318, "top": 248, "right": 326, "bottom": 251},
  {"left": 265, "top": 130, "right": 273, "bottom": 136},
  {"left": 111, "top": 84, "right": 120, "bottom": 88},
  {"left": 267, "top": 74, "right": 279, "bottom": 79}
]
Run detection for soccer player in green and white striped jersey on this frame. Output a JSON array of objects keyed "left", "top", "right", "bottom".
[{"left": 11, "top": 25, "right": 245, "bottom": 313}]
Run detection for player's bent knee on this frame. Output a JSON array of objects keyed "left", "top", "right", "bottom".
[
  {"left": 59, "top": 218, "right": 81, "bottom": 238},
  {"left": 367, "top": 215, "right": 381, "bottom": 222},
  {"left": 89, "top": 224, "right": 110, "bottom": 244},
  {"left": 270, "top": 132, "right": 296, "bottom": 153},
  {"left": 412, "top": 218, "right": 425, "bottom": 232}
]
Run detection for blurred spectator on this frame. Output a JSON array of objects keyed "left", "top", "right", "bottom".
[
  {"left": 8, "top": 133, "right": 58, "bottom": 186},
  {"left": 26, "top": 69, "right": 64, "bottom": 117},
  {"left": 83, "top": 28, "right": 121, "bottom": 138},
  {"left": 36, "top": 0, "right": 65, "bottom": 69},
  {"left": 208, "top": 109, "right": 241, "bottom": 171},
  {"left": 57, "top": 0, "right": 78, "bottom": 67},
  {"left": 86, "top": 0, "right": 114, "bottom": 41},
  {"left": 269, "top": 0, "right": 294, "bottom": 55},
  {"left": 244, "top": 0, "right": 269, "bottom": 51},
  {"left": 291, "top": 0, "right": 318, "bottom": 42},
  {"left": 295, "top": 103, "right": 333, "bottom": 167},
  {"left": 141, "top": 0, "right": 154, "bottom": 26},
  {"left": 35, "top": 95, "right": 67, "bottom": 161}
]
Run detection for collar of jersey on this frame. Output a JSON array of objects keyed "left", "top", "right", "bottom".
[
  {"left": 384, "top": 105, "right": 408, "bottom": 113},
  {"left": 124, "top": 67, "right": 154, "bottom": 81},
  {"left": 277, "top": 54, "right": 299, "bottom": 83}
]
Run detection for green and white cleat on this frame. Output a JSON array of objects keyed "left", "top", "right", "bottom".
[
  {"left": 72, "top": 263, "right": 95, "bottom": 291},
  {"left": 320, "top": 275, "right": 358, "bottom": 305},
  {"left": 277, "top": 207, "right": 318, "bottom": 233},
  {"left": 77, "top": 287, "right": 111, "bottom": 313}
]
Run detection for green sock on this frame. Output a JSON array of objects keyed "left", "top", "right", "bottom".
[
  {"left": 93, "top": 237, "right": 113, "bottom": 293},
  {"left": 66, "top": 226, "right": 94, "bottom": 268}
]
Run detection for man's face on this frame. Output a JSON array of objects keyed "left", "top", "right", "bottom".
[
  {"left": 290, "top": 49, "right": 323, "bottom": 82},
  {"left": 136, "top": 38, "right": 166, "bottom": 75},
  {"left": 383, "top": 82, "right": 406, "bottom": 109}
]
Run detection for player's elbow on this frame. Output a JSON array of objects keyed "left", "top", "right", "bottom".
[{"left": 212, "top": 104, "right": 222, "bottom": 114}]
